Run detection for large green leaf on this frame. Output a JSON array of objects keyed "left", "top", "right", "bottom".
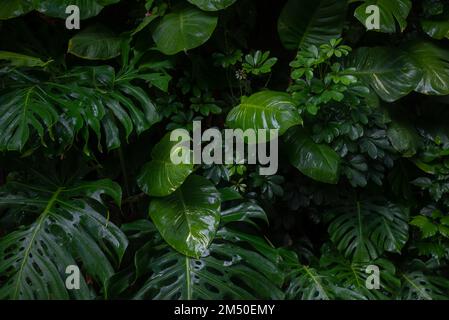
[
  {"left": 284, "top": 251, "right": 366, "bottom": 300},
  {"left": 421, "top": 14, "right": 449, "bottom": 40},
  {"left": 0, "top": 0, "right": 34, "bottom": 20},
  {"left": 327, "top": 199, "right": 409, "bottom": 262},
  {"left": 0, "top": 65, "right": 160, "bottom": 152},
  {"left": 187, "top": 0, "right": 237, "bottom": 11},
  {"left": 68, "top": 26, "right": 124, "bottom": 60},
  {"left": 277, "top": 0, "right": 347, "bottom": 50},
  {"left": 401, "top": 271, "right": 449, "bottom": 300},
  {"left": 137, "top": 133, "right": 194, "bottom": 197},
  {"left": 148, "top": 175, "right": 221, "bottom": 258},
  {"left": 0, "top": 175, "right": 127, "bottom": 299},
  {"left": 152, "top": 5, "right": 218, "bottom": 55},
  {"left": 406, "top": 41, "right": 449, "bottom": 95},
  {"left": 387, "top": 121, "right": 421, "bottom": 157},
  {"left": 0, "top": 51, "right": 50, "bottom": 67},
  {"left": 226, "top": 91, "right": 302, "bottom": 135},
  {"left": 319, "top": 251, "right": 400, "bottom": 299},
  {"left": 124, "top": 214, "right": 284, "bottom": 299},
  {"left": 285, "top": 128, "right": 341, "bottom": 184},
  {"left": 354, "top": 0, "right": 412, "bottom": 33},
  {"left": 344, "top": 47, "right": 421, "bottom": 102}
]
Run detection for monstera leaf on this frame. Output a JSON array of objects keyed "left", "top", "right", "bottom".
[
  {"left": 344, "top": 47, "right": 421, "bottom": 102},
  {"left": 284, "top": 251, "right": 366, "bottom": 300},
  {"left": 354, "top": 0, "right": 412, "bottom": 33},
  {"left": 285, "top": 127, "right": 341, "bottom": 184},
  {"left": 327, "top": 198, "right": 409, "bottom": 262},
  {"left": 400, "top": 260, "right": 449, "bottom": 300},
  {"left": 226, "top": 91, "right": 302, "bottom": 136},
  {"left": 148, "top": 175, "right": 221, "bottom": 258},
  {"left": 68, "top": 26, "right": 125, "bottom": 60},
  {"left": 0, "top": 65, "right": 160, "bottom": 152},
  {"left": 152, "top": 5, "right": 218, "bottom": 55},
  {"left": 125, "top": 205, "right": 284, "bottom": 299},
  {"left": 406, "top": 41, "right": 449, "bottom": 96},
  {"left": 0, "top": 0, "right": 119, "bottom": 20},
  {"left": 187, "top": 0, "right": 237, "bottom": 11},
  {"left": 320, "top": 251, "right": 400, "bottom": 299},
  {"left": 137, "top": 133, "right": 194, "bottom": 197},
  {"left": 278, "top": 0, "right": 347, "bottom": 50},
  {"left": 0, "top": 175, "right": 127, "bottom": 299}
]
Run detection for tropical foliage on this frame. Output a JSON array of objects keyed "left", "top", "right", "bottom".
[{"left": 1, "top": 0, "right": 449, "bottom": 300}]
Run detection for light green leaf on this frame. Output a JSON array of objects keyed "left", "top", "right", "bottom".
[
  {"left": 278, "top": 0, "right": 347, "bottom": 50},
  {"left": 421, "top": 15, "right": 449, "bottom": 40},
  {"left": 152, "top": 5, "right": 218, "bottom": 55},
  {"left": 148, "top": 175, "right": 221, "bottom": 258},
  {"left": 137, "top": 133, "right": 194, "bottom": 197},
  {"left": 226, "top": 91, "right": 302, "bottom": 136}
]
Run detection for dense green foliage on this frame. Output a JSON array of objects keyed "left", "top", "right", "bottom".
[{"left": 1, "top": 0, "right": 449, "bottom": 300}]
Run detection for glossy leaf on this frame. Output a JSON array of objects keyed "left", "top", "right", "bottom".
[
  {"left": 226, "top": 91, "right": 302, "bottom": 136},
  {"left": 68, "top": 26, "right": 124, "bottom": 60},
  {"left": 421, "top": 15, "right": 449, "bottom": 40},
  {"left": 36, "top": 0, "right": 120, "bottom": 19},
  {"left": 407, "top": 41, "right": 449, "bottom": 95},
  {"left": 327, "top": 199, "right": 409, "bottom": 262},
  {"left": 125, "top": 220, "right": 284, "bottom": 300},
  {"left": 152, "top": 5, "right": 218, "bottom": 55},
  {"left": 344, "top": 47, "right": 421, "bottom": 102},
  {"left": 148, "top": 175, "right": 221, "bottom": 258},
  {"left": 137, "top": 133, "right": 194, "bottom": 197},
  {"left": 354, "top": 0, "right": 412, "bottom": 33},
  {"left": 0, "top": 176, "right": 127, "bottom": 299},
  {"left": 285, "top": 128, "right": 341, "bottom": 184},
  {"left": 187, "top": 0, "right": 237, "bottom": 11},
  {"left": 278, "top": 0, "right": 347, "bottom": 50}
]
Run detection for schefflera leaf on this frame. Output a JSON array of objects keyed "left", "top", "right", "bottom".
[
  {"left": 0, "top": 178, "right": 128, "bottom": 300},
  {"left": 148, "top": 175, "right": 221, "bottom": 258},
  {"left": 285, "top": 127, "right": 341, "bottom": 184},
  {"left": 226, "top": 91, "right": 302, "bottom": 136},
  {"left": 152, "top": 5, "right": 218, "bottom": 55},
  {"left": 187, "top": 0, "right": 237, "bottom": 11},
  {"left": 137, "top": 133, "right": 194, "bottom": 197}
]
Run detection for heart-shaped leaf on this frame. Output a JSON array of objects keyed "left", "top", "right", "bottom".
[
  {"left": 137, "top": 133, "right": 194, "bottom": 197},
  {"left": 148, "top": 175, "right": 221, "bottom": 258},
  {"left": 278, "top": 0, "right": 347, "bottom": 50},
  {"left": 152, "top": 5, "right": 218, "bottom": 55},
  {"left": 226, "top": 91, "right": 302, "bottom": 135},
  {"left": 354, "top": 0, "right": 412, "bottom": 33},
  {"left": 344, "top": 47, "right": 421, "bottom": 102},
  {"left": 285, "top": 127, "right": 341, "bottom": 184},
  {"left": 68, "top": 26, "right": 124, "bottom": 60}
]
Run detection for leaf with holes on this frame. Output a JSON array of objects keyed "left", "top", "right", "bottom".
[{"left": 0, "top": 176, "right": 127, "bottom": 300}]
